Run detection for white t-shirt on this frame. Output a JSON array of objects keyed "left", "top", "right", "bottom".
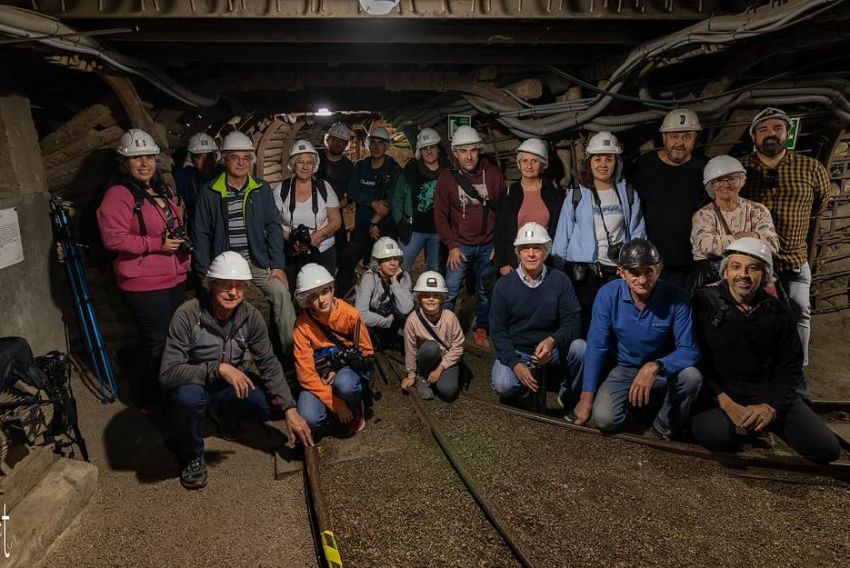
[
  {"left": 273, "top": 179, "right": 339, "bottom": 253},
  {"left": 592, "top": 188, "right": 625, "bottom": 266}
]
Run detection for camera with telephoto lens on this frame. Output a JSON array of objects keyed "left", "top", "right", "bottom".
[
  {"left": 167, "top": 225, "right": 194, "bottom": 255},
  {"left": 607, "top": 241, "right": 624, "bottom": 262},
  {"left": 330, "top": 347, "right": 374, "bottom": 374},
  {"left": 291, "top": 224, "right": 313, "bottom": 253}
]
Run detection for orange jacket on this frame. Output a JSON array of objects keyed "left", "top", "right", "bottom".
[{"left": 293, "top": 300, "right": 374, "bottom": 413}]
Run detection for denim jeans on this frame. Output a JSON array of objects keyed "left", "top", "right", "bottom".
[
  {"left": 296, "top": 367, "right": 363, "bottom": 434},
  {"left": 778, "top": 262, "right": 812, "bottom": 369},
  {"left": 444, "top": 242, "right": 495, "bottom": 331},
  {"left": 490, "top": 339, "right": 586, "bottom": 401},
  {"left": 402, "top": 231, "right": 440, "bottom": 273},
  {"left": 170, "top": 376, "right": 281, "bottom": 463},
  {"left": 591, "top": 365, "right": 702, "bottom": 438},
  {"left": 416, "top": 340, "right": 460, "bottom": 401}
]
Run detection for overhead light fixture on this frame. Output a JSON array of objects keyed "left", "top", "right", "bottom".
[
  {"left": 316, "top": 107, "right": 332, "bottom": 116},
  {"left": 359, "top": 0, "right": 399, "bottom": 15}
]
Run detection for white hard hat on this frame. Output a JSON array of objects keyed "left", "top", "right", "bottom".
[
  {"left": 206, "top": 251, "right": 252, "bottom": 281},
  {"left": 294, "top": 263, "right": 335, "bottom": 305},
  {"left": 659, "top": 108, "right": 702, "bottom": 133},
  {"left": 749, "top": 107, "right": 792, "bottom": 137},
  {"left": 187, "top": 132, "right": 218, "bottom": 155},
  {"left": 327, "top": 122, "right": 352, "bottom": 142},
  {"left": 513, "top": 222, "right": 552, "bottom": 251},
  {"left": 116, "top": 129, "right": 160, "bottom": 157},
  {"left": 287, "top": 139, "right": 320, "bottom": 173},
  {"left": 516, "top": 138, "right": 549, "bottom": 166},
  {"left": 415, "top": 128, "right": 442, "bottom": 159},
  {"left": 585, "top": 131, "right": 622, "bottom": 155},
  {"left": 221, "top": 131, "right": 255, "bottom": 153},
  {"left": 720, "top": 237, "right": 774, "bottom": 282},
  {"left": 413, "top": 271, "right": 448, "bottom": 294},
  {"left": 703, "top": 155, "right": 746, "bottom": 188},
  {"left": 371, "top": 237, "right": 403, "bottom": 260},
  {"left": 451, "top": 125, "right": 483, "bottom": 149},
  {"left": 368, "top": 126, "right": 391, "bottom": 142}
]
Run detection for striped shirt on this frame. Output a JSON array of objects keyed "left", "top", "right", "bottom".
[
  {"left": 739, "top": 151, "right": 830, "bottom": 272},
  {"left": 225, "top": 181, "right": 250, "bottom": 259}
]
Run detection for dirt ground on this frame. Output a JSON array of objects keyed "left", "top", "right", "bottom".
[{"left": 807, "top": 311, "right": 850, "bottom": 399}]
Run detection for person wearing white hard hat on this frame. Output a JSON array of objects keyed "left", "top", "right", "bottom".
[
  {"left": 192, "top": 130, "right": 296, "bottom": 355},
  {"left": 292, "top": 263, "right": 374, "bottom": 437},
  {"left": 160, "top": 251, "right": 313, "bottom": 489},
  {"left": 317, "top": 122, "right": 355, "bottom": 266},
  {"left": 631, "top": 108, "right": 709, "bottom": 288},
  {"left": 273, "top": 139, "right": 341, "bottom": 290},
  {"left": 689, "top": 155, "right": 778, "bottom": 290},
  {"left": 490, "top": 223, "right": 585, "bottom": 412},
  {"left": 337, "top": 125, "right": 402, "bottom": 297},
  {"left": 354, "top": 237, "right": 414, "bottom": 349},
  {"left": 690, "top": 238, "right": 839, "bottom": 463},
  {"left": 552, "top": 131, "right": 645, "bottom": 334},
  {"left": 173, "top": 132, "right": 221, "bottom": 217},
  {"left": 401, "top": 271, "right": 465, "bottom": 401},
  {"left": 97, "top": 128, "right": 190, "bottom": 409},
  {"left": 435, "top": 125, "right": 506, "bottom": 348},
  {"left": 391, "top": 127, "right": 450, "bottom": 272},
  {"left": 494, "top": 138, "right": 564, "bottom": 277},
  {"left": 739, "top": 107, "right": 831, "bottom": 371}
]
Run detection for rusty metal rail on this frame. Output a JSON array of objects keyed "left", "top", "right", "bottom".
[{"left": 303, "top": 446, "right": 344, "bottom": 568}]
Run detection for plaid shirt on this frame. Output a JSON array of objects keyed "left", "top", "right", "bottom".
[{"left": 739, "top": 151, "right": 830, "bottom": 272}]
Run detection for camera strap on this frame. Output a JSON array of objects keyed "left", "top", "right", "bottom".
[
  {"left": 450, "top": 169, "right": 493, "bottom": 235},
  {"left": 590, "top": 186, "right": 625, "bottom": 249},
  {"left": 286, "top": 177, "right": 327, "bottom": 231},
  {"left": 712, "top": 203, "right": 735, "bottom": 236},
  {"left": 307, "top": 311, "right": 357, "bottom": 351},
  {"left": 415, "top": 308, "right": 449, "bottom": 351}
]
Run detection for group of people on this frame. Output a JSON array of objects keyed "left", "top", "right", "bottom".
[{"left": 95, "top": 105, "right": 839, "bottom": 490}]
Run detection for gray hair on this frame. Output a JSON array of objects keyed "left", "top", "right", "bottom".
[{"left": 719, "top": 253, "right": 774, "bottom": 284}]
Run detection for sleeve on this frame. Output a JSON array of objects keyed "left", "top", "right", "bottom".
[
  {"left": 293, "top": 323, "right": 336, "bottom": 411},
  {"left": 489, "top": 279, "right": 520, "bottom": 368},
  {"left": 354, "top": 274, "right": 393, "bottom": 328},
  {"left": 262, "top": 184, "right": 287, "bottom": 270},
  {"left": 811, "top": 161, "right": 831, "bottom": 219},
  {"left": 272, "top": 182, "right": 285, "bottom": 214},
  {"left": 192, "top": 186, "right": 213, "bottom": 275},
  {"left": 492, "top": 192, "right": 511, "bottom": 269},
  {"left": 246, "top": 309, "right": 295, "bottom": 410},
  {"left": 390, "top": 173, "right": 410, "bottom": 224},
  {"left": 551, "top": 189, "right": 574, "bottom": 270},
  {"left": 440, "top": 312, "right": 466, "bottom": 370},
  {"left": 551, "top": 276, "right": 582, "bottom": 349},
  {"left": 690, "top": 290, "right": 725, "bottom": 397},
  {"left": 764, "top": 312, "right": 805, "bottom": 409},
  {"left": 97, "top": 186, "right": 163, "bottom": 256},
  {"left": 391, "top": 273, "right": 415, "bottom": 316},
  {"left": 434, "top": 171, "right": 458, "bottom": 250},
  {"left": 403, "top": 317, "right": 418, "bottom": 377},
  {"left": 691, "top": 208, "right": 727, "bottom": 259},
  {"left": 752, "top": 203, "right": 780, "bottom": 255},
  {"left": 583, "top": 288, "right": 614, "bottom": 393},
  {"left": 158, "top": 303, "right": 218, "bottom": 389},
  {"left": 657, "top": 296, "right": 701, "bottom": 375},
  {"left": 324, "top": 181, "right": 340, "bottom": 208},
  {"left": 628, "top": 186, "right": 647, "bottom": 240}
]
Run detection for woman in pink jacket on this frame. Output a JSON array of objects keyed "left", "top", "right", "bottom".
[{"left": 97, "top": 129, "right": 191, "bottom": 408}]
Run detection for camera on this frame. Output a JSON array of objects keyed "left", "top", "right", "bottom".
[
  {"left": 291, "top": 224, "right": 313, "bottom": 251},
  {"left": 607, "top": 241, "right": 623, "bottom": 262},
  {"left": 331, "top": 347, "right": 374, "bottom": 374},
  {"left": 167, "top": 225, "right": 194, "bottom": 255}
]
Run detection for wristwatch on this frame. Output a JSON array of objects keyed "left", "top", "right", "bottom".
[{"left": 653, "top": 360, "right": 665, "bottom": 376}]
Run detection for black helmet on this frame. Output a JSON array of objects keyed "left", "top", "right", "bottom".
[{"left": 618, "top": 239, "right": 663, "bottom": 268}]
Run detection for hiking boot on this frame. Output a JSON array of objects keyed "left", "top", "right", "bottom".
[
  {"left": 415, "top": 377, "right": 434, "bottom": 400},
  {"left": 180, "top": 455, "right": 208, "bottom": 490},
  {"left": 472, "top": 328, "right": 490, "bottom": 348}
]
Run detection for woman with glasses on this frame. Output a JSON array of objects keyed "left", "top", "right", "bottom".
[
  {"left": 274, "top": 139, "right": 341, "bottom": 292},
  {"left": 690, "top": 155, "right": 779, "bottom": 290}
]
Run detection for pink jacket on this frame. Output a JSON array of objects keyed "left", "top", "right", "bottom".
[{"left": 97, "top": 184, "right": 190, "bottom": 292}]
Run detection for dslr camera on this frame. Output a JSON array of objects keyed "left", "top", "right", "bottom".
[
  {"left": 167, "top": 225, "right": 194, "bottom": 255},
  {"left": 290, "top": 224, "right": 313, "bottom": 253},
  {"left": 607, "top": 241, "right": 623, "bottom": 262}
]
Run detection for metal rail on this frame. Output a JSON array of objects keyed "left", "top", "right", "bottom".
[
  {"left": 302, "top": 446, "right": 344, "bottom": 568},
  {"left": 374, "top": 354, "right": 540, "bottom": 568}
]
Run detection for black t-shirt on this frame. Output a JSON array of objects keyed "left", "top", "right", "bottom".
[
  {"left": 630, "top": 152, "right": 709, "bottom": 269},
  {"left": 317, "top": 153, "right": 353, "bottom": 201},
  {"left": 403, "top": 159, "right": 445, "bottom": 234}
]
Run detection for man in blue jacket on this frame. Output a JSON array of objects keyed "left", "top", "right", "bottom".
[
  {"left": 490, "top": 223, "right": 585, "bottom": 409},
  {"left": 575, "top": 239, "right": 702, "bottom": 440},
  {"left": 192, "top": 131, "right": 296, "bottom": 353}
]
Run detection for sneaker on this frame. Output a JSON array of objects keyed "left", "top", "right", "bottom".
[
  {"left": 472, "top": 328, "right": 490, "bottom": 348},
  {"left": 180, "top": 455, "right": 208, "bottom": 490},
  {"left": 415, "top": 377, "right": 434, "bottom": 400},
  {"left": 648, "top": 424, "right": 673, "bottom": 442}
]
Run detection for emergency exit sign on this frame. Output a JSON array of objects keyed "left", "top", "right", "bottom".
[
  {"left": 786, "top": 117, "right": 801, "bottom": 150},
  {"left": 448, "top": 115, "right": 472, "bottom": 140}
]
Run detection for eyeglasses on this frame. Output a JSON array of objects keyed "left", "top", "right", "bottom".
[
  {"left": 225, "top": 155, "right": 253, "bottom": 164},
  {"left": 294, "top": 160, "right": 314, "bottom": 169},
  {"left": 711, "top": 175, "right": 742, "bottom": 187}
]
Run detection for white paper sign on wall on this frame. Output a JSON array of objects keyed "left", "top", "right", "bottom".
[{"left": 0, "top": 208, "right": 24, "bottom": 270}]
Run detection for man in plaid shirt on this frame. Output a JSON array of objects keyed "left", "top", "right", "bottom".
[{"left": 739, "top": 107, "right": 831, "bottom": 382}]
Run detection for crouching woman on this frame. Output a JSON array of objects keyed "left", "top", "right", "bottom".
[
  {"left": 294, "top": 263, "right": 375, "bottom": 437},
  {"left": 401, "top": 271, "right": 465, "bottom": 401}
]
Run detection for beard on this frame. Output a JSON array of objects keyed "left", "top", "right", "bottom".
[{"left": 757, "top": 136, "right": 784, "bottom": 158}]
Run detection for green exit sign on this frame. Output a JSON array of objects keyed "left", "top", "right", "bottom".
[
  {"left": 786, "top": 117, "right": 801, "bottom": 150},
  {"left": 447, "top": 114, "right": 472, "bottom": 140}
]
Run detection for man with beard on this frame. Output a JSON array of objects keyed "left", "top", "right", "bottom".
[
  {"left": 739, "top": 108, "right": 831, "bottom": 379},
  {"left": 690, "top": 238, "right": 839, "bottom": 463},
  {"left": 317, "top": 122, "right": 354, "bottom": 265},
  {"left": 631, "top": 109, "right": 709, "bottom": 288}
]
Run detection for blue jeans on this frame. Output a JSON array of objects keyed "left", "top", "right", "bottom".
[
  {"left": 591, "top": 365, "right": 703, "bottom": 438},
  {"left": 296, "top": 367, "right": 363, "bottom": 434},
  {"left": 491, "top": 339, "right": 586, "bottom": 400},
  {"left": 444, "top": 242, "right": 495, "bottom": 331},
  {"left": 170, "top": 377, "right": 281, "bottom": 463},
  {"left": 779, "top": 263, "right": 811, "bottom": 369},
  {"left": 402, "top": 231, "right": 440, "bottom": 273}
]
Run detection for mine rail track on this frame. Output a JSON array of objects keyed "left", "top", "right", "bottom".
[
  {"left": 374, "top": 353, "right": 541, "bottom": 568},
  {"left": 302, "top": 446, "right": 344, "bottom": 568}
]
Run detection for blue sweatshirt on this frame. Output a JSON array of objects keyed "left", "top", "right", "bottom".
[
  {"left": 489, "top": 269, "right": 582, "bottom": 369},
  {"left": 583, "top": 279, "right": 699, "bottom": 393},
  {"left": 348, "top": 156, "right": 401, "bottom": 230}
]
